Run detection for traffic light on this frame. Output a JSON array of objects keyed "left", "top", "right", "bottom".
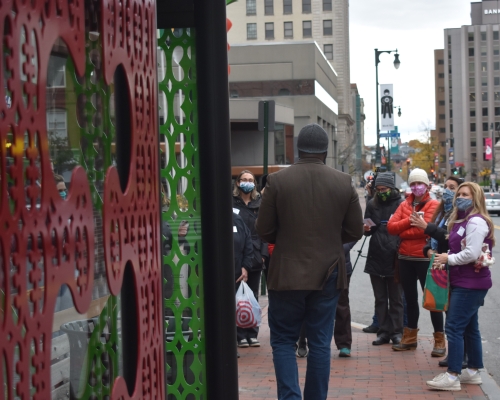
[
  {"left": 399, "top": 167, "right": 402, "bottom": 172},
  {"left": 430, "top": 168, "right": 434, "bottom": 174},
  {"left": 452, "top": 167, "right": 458, "bottom": 175}
]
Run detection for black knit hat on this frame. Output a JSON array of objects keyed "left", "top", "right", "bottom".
[
  {"left": 297, "top": 124, "right": 329, "bottom": 153},
  {"left": 374, "top": 172, "right": 395, "bottom": 189}
]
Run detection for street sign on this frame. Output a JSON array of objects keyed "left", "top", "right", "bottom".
[
  {"left": 379, "top": 132, "right": 400, "bottom": 138},
  {"left": 258, "top": 100, "right": 275, "bottom": 131},
  {"left": 448, "top": 147, "right": 454, "bottom": 164}
]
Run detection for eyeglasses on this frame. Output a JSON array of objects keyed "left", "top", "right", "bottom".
[{"left": 239, "top": 178, "right": 255, "bottom": 183}]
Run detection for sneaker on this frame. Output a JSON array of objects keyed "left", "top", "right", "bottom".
[
  {"left": 248, "top": 338, "right": 260, "bottom": 347},
  {"left": 362, "top": 325, "right": 379, "bottom": 334},
  {"left": 460, "top": 369, "right": 482, "bottom": 385},
  {"left": 237, "top": 339, "right": 249, "bottom": 348},
  {"left": 296, "top": 345, "right": 308, "bottom": 358},
  {"left": 339, "top": 348, "right": 351, "bottom": 357},
  {"left": 426, "top": 372, "right": 461, "bottom": 391}
]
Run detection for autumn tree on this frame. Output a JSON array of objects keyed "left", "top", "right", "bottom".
[{"left": 408, "top": 122, "right": 438, "bottom": 175}]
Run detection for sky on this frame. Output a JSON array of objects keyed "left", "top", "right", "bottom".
[{"left": 350, "top": 0, "right": 471, "bottom": 146}]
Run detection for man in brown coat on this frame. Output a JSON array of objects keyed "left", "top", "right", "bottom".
[{"left": 256, "top": 123, "right": 363, "bottom": 400}]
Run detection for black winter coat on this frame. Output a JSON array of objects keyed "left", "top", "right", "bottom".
[
  {"left": 233, "top": 213, "right": 253, "bottom": 279},
  {"left": 364, "top": 191, "right": 402, "bottom": 277},
  {"left": 422, "top": 212, "right": 450, "bottom": 257},
  {"left": 233, "top": 195, "right": 269, "bottom": 271}
]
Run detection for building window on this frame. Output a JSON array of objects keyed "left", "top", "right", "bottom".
[
  {"left": 439, "top": 100, "right": 445, "bottom": 106},
  {"left": 302, "top": 0, "right": 311, "bottom": 13},
  {"left": 230, "top": 90, "right": 239, "bottom": 98},
  {"left": 47, "top": 109, "right": 68, "bottom": 138},
  {"left": 469, "top": 48, "right": 474, "bottom": 57},
  {"left": 450, "top": 124, "right": 453, "bottom": 132},
  {"left": 482, "top": 77, "right": 487, "bottom": 86},
  {"left": 438, "top": 59, "right": 444, "bottom": 65},
  {"left": 265, "top": 22, "right": 274, "bottom": 39},
  {"left": 284, "top": 21, "right": 293, "bottom": 38},
  {"left": 469, "top": 32, "right": 474, "bottom": 42},
  {"left": 495, "top": 107, "right": 500, "bottom": 115},
  {"left": 470, "top": 92, "right": 476, "bottom": 101},
  {"left": 470, "top": 109, "right": 476, "bottom": 117},
  {"left": 483, "top": 122, "right": 489, "bottom": 131},
  {"left": 247, "top": 23, "right": 257, "bottom": 39},
  {"left": 439, "top": 114, "right": 445, "bottom": 120},
  {"left": 47, "top": 55, "right": 67, "bottom": 88},
  {"left": 439, "top": 127, "right": 446, "bottom": 133},
  {"left": 470, "top": 77, "right": 475, "bottom": 86},
  {"left": 471, "top": 123, "right": 476, "bottom": 132},
  {"left": 303, "top": 21, "right": 312, "bottom": 37},
  {"left": 481, "top": 46, "right": 487, "bottom": 56},
  {"left": 265, "top": 0, "right": 273, "bottom": 15},
  {"left": 495, "top": 31, "right": 499, "bottom": 40},
  {"left": 283, "top": 0, "right": 292, "bottom": 14},
  {"left": 482, "top": 92, "right": 488, "bottom": 101},
  {"left": 323, "top": 0, "right": 332, "bottom": 11},
  {"left": 495, "top": 77, "right": 500, "bottom": 86},
  {"left": 278, "top": 88, "right": 290, "bottom": 96},
  {"left": 495, "top": 46, "right": 500, "bottom": 56},
  {"left": 483, "top": 107, "right": 488, "bottom": 116},
  {"left": 324, "top": 44, "right": 333, "bottom": 60},
  {"left": 450, "top": 110, "right": 453, "bottom": 118},
  {"left": 438, "top": 73, "right": 444, "bottom": 78},
  {"left": 323, "top": 20, "right": 332, "bottom": 35},
  {"left": 469, "top": 62, "right": 475, "bottom": 71},
  {"left": 471, "top": 140, "right": 476, "bottom": 147},
  {"left": 496, "top": 122, "right": 500, "bottom": 130},
  {"left": 481, "top": 32, "right": 487, "bottom": 41},
  {"left": 246, "top": 0, "right": 256, "bottom": 15},
  {"left": 495, "top": 92, "right": 500, "bottom": 101},
  {"left": 495, "top": 62, "right": 500, "bottom": 71},
  {"left": 482, "top": 62, "right": 487, "bottom": 72}
]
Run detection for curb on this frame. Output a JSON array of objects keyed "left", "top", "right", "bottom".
[{"left": 481, "top": 369, "right": 500, "bottom": 400}]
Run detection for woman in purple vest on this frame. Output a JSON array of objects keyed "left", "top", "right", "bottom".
[{"left": 426, "top": 182, "right": 494, "bottom": 392}]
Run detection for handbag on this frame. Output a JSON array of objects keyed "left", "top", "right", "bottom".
[
  {"left": 422, "top": 254, "right": 450, "bottom": 312},
  {"left": 235, "top": 281, "right": 262, "bottom": 328}
]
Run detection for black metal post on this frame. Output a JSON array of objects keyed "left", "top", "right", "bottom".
[
  {"left": 263, "top": 101, "right": 269, "bottom": 175},
  {"left": 194, "top": 0, "right": 239, "bottom": 398},
  {"left": 375, "top": 50, "right": 380, "bottom": 166}
]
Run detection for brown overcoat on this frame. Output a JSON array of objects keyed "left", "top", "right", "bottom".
[{"left": 256, "top": 158, "right": 363, "bottom": 291}]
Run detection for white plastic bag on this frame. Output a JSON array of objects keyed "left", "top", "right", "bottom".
[{"left": 235, "top": 281, "right": 261, "bottom": 328}]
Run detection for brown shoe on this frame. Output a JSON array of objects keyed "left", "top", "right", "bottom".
[
  {"left": 392, "top": 327, "right": 418, "bottom": 351},
  {"left": 431, "top": 332, "right": 446, "bottom": 357}
]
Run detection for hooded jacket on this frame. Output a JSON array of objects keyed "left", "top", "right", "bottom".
[
  {"left": 364, "top": 190, "right": 402, "bottom": 277},
  {"left": 387, "top": 192, "right": 439, "bottom": 258}
]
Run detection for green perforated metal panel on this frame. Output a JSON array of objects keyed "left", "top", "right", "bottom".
[{"left": 157, "top": 28, "right": 207, "bottom": 399}]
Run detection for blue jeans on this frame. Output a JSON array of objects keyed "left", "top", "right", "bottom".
[
  {"left": 446, "top": 287, "right": 488, "bottom": 374},
  {"left": 268, "top": 269, "right": 340, "bottom": 400}
]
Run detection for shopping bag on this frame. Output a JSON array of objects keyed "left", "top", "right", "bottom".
[
  {"left": 235, "top": 281, "right": 261, "bottom": 328},
  {"left": 422, "top": 254, "right": 450, "bottom": 312}
]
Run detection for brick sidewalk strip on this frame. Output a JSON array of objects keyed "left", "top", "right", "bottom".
[{"left": 238, "top": 302, "right": 491, "bottom": 399}]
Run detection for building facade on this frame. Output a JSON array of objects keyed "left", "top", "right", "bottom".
[
  {"left": 441, "top": 0, "right": 500, "bottom": 179},
  {"left": 228, "top": 41, "right": 340, "bottom": 171},
  {"left": 433, "top": 49, "right": 448, "bottom": 177},
  {"left": 226, "top": 0, "right": 355, "bottom": 168}
]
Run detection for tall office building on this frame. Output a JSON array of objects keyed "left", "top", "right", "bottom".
[
  {"left": 226, "top": 0, "right": 354, "bottom": 163},
  {"left": 440, "top": 0, "right": 500, "bottom": 179}
]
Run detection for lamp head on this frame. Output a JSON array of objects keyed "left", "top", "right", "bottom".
[
  {"left": 393, "top": 53, "right": 401, "bottom": 70},
  {"left": 398, "top": 107, "right": 402, "bottom": 117}
]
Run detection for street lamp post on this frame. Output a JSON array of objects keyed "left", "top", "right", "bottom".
[
  {"left": 386, "top": 106, "right": 402, "bottom": 171},
  {"left": 375, "top": 49, "right": 400, "bottom": 167},
  {"left": 491, "top": 123, "right": 497, "bottom": 191}
]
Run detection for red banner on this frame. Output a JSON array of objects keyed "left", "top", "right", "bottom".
[{"left": 485, "top": 137, "right": 493, "bottom": 160}]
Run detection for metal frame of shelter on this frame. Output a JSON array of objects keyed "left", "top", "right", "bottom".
[{"left": 0, "top": 0, "right": 238, "bottom": 399}]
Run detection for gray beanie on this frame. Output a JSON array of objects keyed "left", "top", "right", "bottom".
[
  {"left": 297, "top": 124, "right": 329, "bottom": 153},
  {"left": 408, "top": 168, "right": 430, "bottom": 185},
  {"left": 374, "top": 172, "right": 395, "bottom": 189}
]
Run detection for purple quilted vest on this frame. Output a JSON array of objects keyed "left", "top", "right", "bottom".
[{"left": 448, "top": 213, "right": 493, "bottom": 290}]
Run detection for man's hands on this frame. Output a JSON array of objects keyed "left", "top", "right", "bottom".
[{"left": 236, "top": 267, "right": 248, "bottom": 283}]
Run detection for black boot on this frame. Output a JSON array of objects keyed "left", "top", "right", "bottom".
[{"left": 438, "top": 355, "right": 448, "bottom": 367}]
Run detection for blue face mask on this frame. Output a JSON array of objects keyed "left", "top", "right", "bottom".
[
  {"left": 239, "top": 181, "right": 255, "bottom": 194},
  {"left": 442, "top": 189, "right": 454, "bottom": 212},
  {"left": 455, "top": 197, "right": 473, "bottom": 211},
  {"left": 59, "top": 190, "right": 67, "bottom": 200}
]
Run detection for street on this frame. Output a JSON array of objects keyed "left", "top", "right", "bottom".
[{"left": 348, "top": 202, "right": 500, "bottom": 386}]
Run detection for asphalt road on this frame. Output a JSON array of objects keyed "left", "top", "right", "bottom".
[{"left": 349, "top": 192, "right": 500, "bottom": 385}]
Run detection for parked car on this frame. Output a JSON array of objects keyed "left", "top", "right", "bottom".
[{"left": 485, "top": 192, "right": 500, "bottom": 216}]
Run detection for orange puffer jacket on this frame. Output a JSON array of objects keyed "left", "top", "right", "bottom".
[{"left": 387, "top": 192, "right": 439, "bottom": 258}]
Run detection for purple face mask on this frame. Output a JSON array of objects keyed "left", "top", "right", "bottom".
[{"left": 410, "top": 183, "right": 428, "bottom": 197}]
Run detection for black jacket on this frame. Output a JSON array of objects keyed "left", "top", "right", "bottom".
[
  {"left": 233, "top": 195, "right": 269, "bottom": 271},
  {"left": 364, "top": 190, "right": 402, "bottom": 277},
  {"left": 422, "top": 213, "right": 450, "bottom": 257},
  {"left": 233, "top": 213, "right": 253, "bottom": 279}
]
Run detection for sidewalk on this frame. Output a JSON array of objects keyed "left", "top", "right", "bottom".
[{"left": 238, "top": 298, "right": 500, "bottom": 400}]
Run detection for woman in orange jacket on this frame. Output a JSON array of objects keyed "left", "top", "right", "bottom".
[{"left": 387, "top": 169, "right": 445, "bottom": 355}]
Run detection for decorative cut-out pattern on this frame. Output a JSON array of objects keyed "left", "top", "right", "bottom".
[
  {"left": 0, "top": 1, "right": 94, "bottom": 399},
  {"left": 158, "top": 28, "right": 207, "bottom": 399}
]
